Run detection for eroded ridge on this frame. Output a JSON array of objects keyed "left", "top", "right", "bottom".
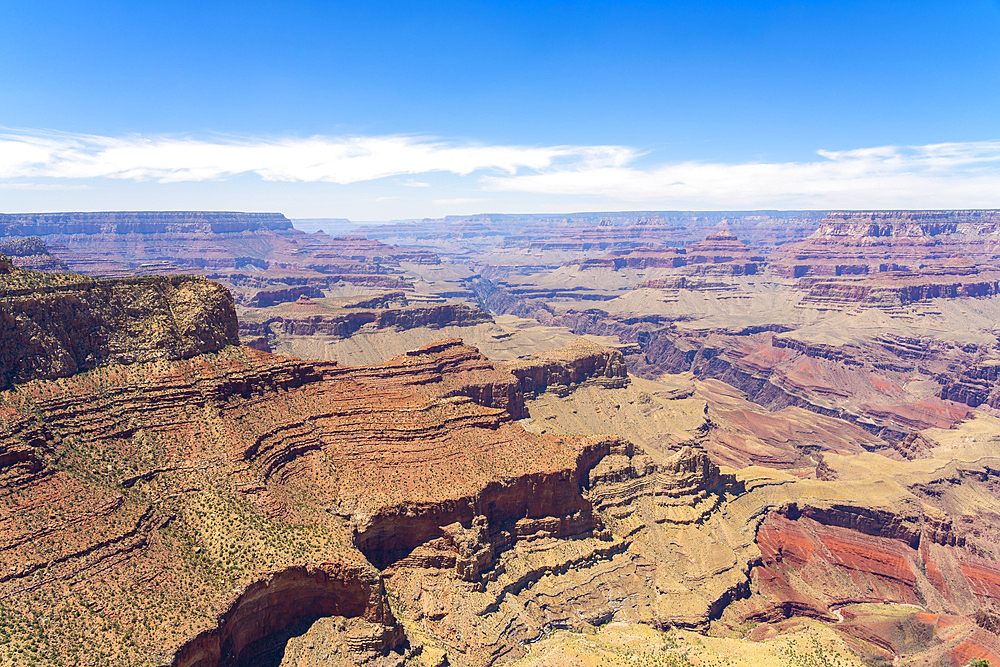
[{"left": 0, "top": 287, "right": 732, "bottom": 667}]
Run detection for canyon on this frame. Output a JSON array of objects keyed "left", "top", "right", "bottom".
[{"left": 3, "top": 209, "right": 1000, "bottom": 666}]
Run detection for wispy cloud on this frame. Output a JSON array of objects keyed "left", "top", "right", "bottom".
[
  {"left": 482, "top": 141, "right": 1000, "bottom": 208},
  {"left": 0, "top": 130, "right": 633, "bottom": 184},
  {"left": 0, "top": 182, "right": 89, "bottom": 190},
  {"left": 401, "top": 178, "right": 431, "bottom": 187},
  {"left": 1, "top": 130, "right": 999, "bottom": 209}
]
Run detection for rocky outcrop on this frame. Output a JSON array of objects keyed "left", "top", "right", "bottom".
[
  {"left": 501, "top": 338, "right": 629, "bottom": 401},
  {"left": 170, "top": 564, "right": 404, "bottom": 667},
  {"left": 0, "top": 343, "right": 538, "bottom": 666},
  {"left": 587, "top": 442, "right": 743, "bottom": 521},
  {"left": 718, "top": 456, "right": 1000, "bottom": 662},
  {"left": 566, "top": 246, "right": 688, "bottom": 270},
  {"left": 0, "top": 267, "right": 238, "bottom": 388},
  {"left": 939, "top": 358, "right": 1000, "bottom": 409},
  {"left": 342, "top": 291, "right": 409, "bottom": 309},
  {"left": 218, "top": 272, "right": 414, "bottom": 292},
  {"left": 246, "top": 285, "right": 325, "bottom": 307},
  {"left": 558, "top": 233, "right": 761, "bottom": 277},
  {"left": 351, "top": 436, "right": 610, "bottom": 570},
  {"left": 351, "top": 338, "right": 630, "bottom": 421},
  {"left": 340, "top": 338, "right": 521, "bottom": 418},
  {"left": 0, "top": 236, "right": 51, "bottom": 256},
  {"left": 0, "top": 313, "right": 755, "bottom": 667},
  {"left": 377, "top": 438, "right": 760, "bottom": 663},
  {"left": 799, "top": 275, "right": 1000, "bottom": 310},
  {"left": 239, "top": 303, "right": 492, "bottom": 340},
  {"left": 545, "top": 313, "right": 972, "bottom": 442},
  {"left": 682, "top": 231, "right": 762, "bottom": 276},
  {"left": 636, "top": 276, "right": 735, "bottom": 291},
  {"left": 0, "top": 236, "right": 69, "bottom": 272}
]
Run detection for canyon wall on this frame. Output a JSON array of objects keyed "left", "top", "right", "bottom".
[{"left": 0, "top": 263, "right": 238, "bottom": 388}]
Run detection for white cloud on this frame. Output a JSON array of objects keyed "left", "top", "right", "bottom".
[
  {"left": 0, "top": 182, "right": 88, "bottom": 190},
  {"left": 482, "top": 141, "right": 1000, "bottom": 208},
  {"left": 0, "top": 130, "right": 632, "bottom": 184},
  {"left": 1, "top": 130, "right": 999, "bottom": 210}
]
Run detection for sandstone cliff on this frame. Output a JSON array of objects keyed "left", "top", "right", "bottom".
[
  {"left": 0, "top": 338, "right": 741, "bottom": 667},
  {"left": 0, "top": 276, "right": 756, "bottom": 667},
  {"left": 0, "top": 263, "right": 238, "bottom": 389},
  {"left": 769, "top": 209, "right": 1000, "bottom": 281},
  {"left": 240, "top": 303, "right": 492, "bottom": 341}
]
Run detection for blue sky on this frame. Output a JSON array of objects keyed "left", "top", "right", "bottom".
[{"left": 2, "top": 1, "right": 999, "bottom": 219}]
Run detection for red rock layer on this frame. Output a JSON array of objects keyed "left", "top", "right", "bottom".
[
  {"left": 567, "top": 246, "right": 687, "bottom": 270},
  {"left": 563, "top": 233, "right": 762, "bottom": 275},
  {"left": 618, "top": 325, "right": 972, "bottom": 441},
  {"left": 682, "top": 231, "right": 762, "bottom": 276},
  {"left": 770, "top": 209, "right": 1000, "bottom": 280},
  {"left": 0, "top": 331, "right": 645, "bottom": 667}
]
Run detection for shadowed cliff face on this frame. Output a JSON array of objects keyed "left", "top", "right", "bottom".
[
  {"left": 239, "top": 303, "right": 492, "bottom": 341},
  {"left": 0, "top": 266, "right": 239, "bottom": 389},
  {"left": 170, "top": 565, "right": 403, "bottom": 667}
]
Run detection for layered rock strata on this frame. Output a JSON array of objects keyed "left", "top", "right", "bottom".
[
  {"left": 0, "top": 212, "right": 437, "bottom": 287},
  {"left": 240, "top": 304, "right": 492, "bottom": 341},
  {"left": 474, "top": 292, "right": 977, "bottom": 443},
  {"left": 0, "top": 264, "right": 238, "bottom": 389},
  {"left": 770, "top": 209, "right": 1000, "bottom": 281},
  {"left": 10, "top": 240, "right": 1000, "bottom": 667},
  {"left": 682, "top": 231, "right": 763, "bottom": 276},
  {"left": 0, "top": 336, "right": 752, "bottom": 667}
]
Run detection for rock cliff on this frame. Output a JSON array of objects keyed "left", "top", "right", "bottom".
[
  {"left": 0, "top": 263, "right": 766, "bottom": 666},
  {"left": 0, "top": 237, "right": 68, "bottom": 272},
  {"left": 0, "top": 213, "right": 438, "bottom": 297},
  {"left": 682, "top": 231, "right": 762, "bottom": 276},
  {"left": 0, "top": 333, "right": 750, "bottom": 666},
  {"left": 0, "top": 264, "right": 238, "bottom": 389},
  {"left": 240, "top": 303, "right": 492, "bottom": 340},
  {"left": 770, "top": 209, "right": 1000, "bottom": 281}
]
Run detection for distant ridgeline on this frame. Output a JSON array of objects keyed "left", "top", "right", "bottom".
[
  {"left": 0, "top": 211, "right": 294, "bottom": 236},
  {"left": 0, "top": 211, "right": 301, "bottom": 276}
]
